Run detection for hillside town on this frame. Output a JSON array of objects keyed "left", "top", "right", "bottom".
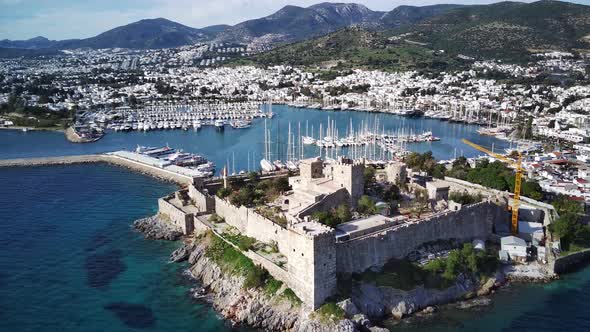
[{"left": 3, "top": 49, "right": 590, "bottom": 204}]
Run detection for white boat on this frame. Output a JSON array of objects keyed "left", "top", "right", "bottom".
[
  {"left": 260, "top": 159, "right": 276, "bottom": 172},
  {"left": 214, "top": 119, "right": 225, "bottom": 130},
  {"left": 302, "top": 136, "right": 316, "bottom": 145},
  {"left": 273, "top": 160, "right": 286, "bottom": 169},
  {"left": 230, "top": 120, "right": 251, "bottom": 129},
  {"left": 287, "top": 160, "right": 299, "bottom": 171}
]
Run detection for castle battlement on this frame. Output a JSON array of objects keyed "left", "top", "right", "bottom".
[{"left": 289, "top": 221, "right": 335, "bottom": 239}]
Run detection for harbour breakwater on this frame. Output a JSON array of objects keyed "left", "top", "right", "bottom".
[{"left": 0, "top": 154, "right": 193, "bottom": 185}]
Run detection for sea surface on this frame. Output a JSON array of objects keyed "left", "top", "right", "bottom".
[
  {"left": 0, "top": 165, "right": 249, "bottom": 332},
  {"left": 1, "top": 106, "right": 589, "bottom": 332},
  {"left": 0, "top": 106, "right": 513, "bottom": 173}
]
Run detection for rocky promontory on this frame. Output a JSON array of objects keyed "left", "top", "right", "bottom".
[
  {"left": 132, "top": 215, "right": 545, "bottom": 331},
  {"left": 133, "top": 215, "right": 183, "bottom": 241},
  {"left": 186, "top": 239, "right": 358, "bottom": 332}
]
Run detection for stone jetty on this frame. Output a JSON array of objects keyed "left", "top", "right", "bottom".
[
  {"left": 0, "top": 155, "right": 106, "bottom": 167},
  {"left": 0, "top": 153, "right": 194, "bottom": 185}
]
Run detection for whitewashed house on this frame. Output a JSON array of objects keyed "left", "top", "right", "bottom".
[{"left": 500, "top": 236, "right": 527, "bottom": 262}]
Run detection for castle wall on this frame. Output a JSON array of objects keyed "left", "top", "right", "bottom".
[
  {"left": 444, "top": 177, "right": 557, "bottom": 226},
  {"left": 335, "top": 201, "right": 503, "bottom": 273},
  {"left": 297, "top": 188, "right": 350, "bottom": 218},
  {"left": 158, "top": 198, "right": 194, "bottom": 235},
  {"left": 212, "top": 194, "right": 337, "bottom": 309},
  {"left": 188, "top": 185, "right": 215, "bottom": 213},
  {"left": 214, "top": 196, "right": 249, "bottom": 232}
]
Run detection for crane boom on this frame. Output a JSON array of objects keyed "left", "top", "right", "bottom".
[{"left": 462, "top": 139, "right": 522, "bottom": 235}]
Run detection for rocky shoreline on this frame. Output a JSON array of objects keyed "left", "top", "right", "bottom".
[
  {"left": 132, "top": 217, "right": 556, "bottom": 331},
  {"left": 185, "top": 240, "right": 357, "bottom": 332},
  {"left": 133, "top": 215, "right": 183, "bottom": 241}
]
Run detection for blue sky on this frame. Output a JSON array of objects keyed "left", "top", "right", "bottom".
[{"left": 0, "top": 0, "right": 588, "bottom": 40}]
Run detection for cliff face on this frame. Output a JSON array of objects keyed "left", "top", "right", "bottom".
[
  {"left": 352, "top": 277, "right": 478, "bottom": 320},
  {"left": 186, "top": 241, "right": 357, "bottom": 332}
]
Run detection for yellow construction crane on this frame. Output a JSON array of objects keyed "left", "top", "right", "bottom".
[{"left": 462, "top": 139, "right": 522, "bottom": 235}]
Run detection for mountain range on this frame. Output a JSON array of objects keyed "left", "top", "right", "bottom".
[
  {"left": 1, "top": 1, "right": 589, "bottom": 61},
  {"left": 251, "top": 0, "right": 590, "bottom": 69},
  {"left": 0, "top": 2, "right": 462, "bottom": 50}
]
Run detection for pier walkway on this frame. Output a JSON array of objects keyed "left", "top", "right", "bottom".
[{"left": 0, "top": 154, "right": 194, "bottom": 185}]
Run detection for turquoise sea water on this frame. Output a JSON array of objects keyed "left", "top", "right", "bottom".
[
  {"left": 0, "top": 165, "right": 248, "bottom": 332},
  {"left": 1, "top": 106, "right": 588, "bottom": 331}
]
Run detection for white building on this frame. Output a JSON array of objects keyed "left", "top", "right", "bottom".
[{"left": 500, "top": 236, "right": 527, "bottom": 261}]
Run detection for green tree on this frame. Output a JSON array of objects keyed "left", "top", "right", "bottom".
[
  {"left": 443, "top": 250, "right": 462, "bottom": 280},
  {"left": 432, "top": 164, "right": 446, "bottom": 179},
  {"left": 230, "top": 186, "right": 255, "bottom": 207},
  {"left": 364, "top": 166, "right": 376, "bottom": 187},
  {"left": 312, "top": 211, "right": 339, "bottom": 228},
  {"left": 335, "top": 204, "right": 352, "bottom": 223},
  {"left": 247, "top": 171, "right": 260, "bottom": 184},
  {"left": 521, "top": 181, "right": 543, "bottom": 200},
  {"left": 357, "top": 195, "right": 377, "bottom": 215},
  {"left": 272, "top": 177, "right": 291, "bottom": 193},
  {"left": 216, "top": 187, "right": 231, "bottom": 199},
  {"left": 382, "top": 185, "right": 402, "bottom": 202},
  {"left": 552, "top": 195, "right": 584, "bottom": 216},
  {"left": 549, "top": 213, "right": 581, "bottom": 246}
]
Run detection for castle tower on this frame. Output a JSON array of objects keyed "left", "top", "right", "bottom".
[
  {"left": 286, "top": 222, "right": 336, "bottom": 309},
  {"left": 325, "top": 157, "right": 365, "bottom": 207}
]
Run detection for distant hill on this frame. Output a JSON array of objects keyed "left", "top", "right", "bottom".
[
  {"left": 0, "top": 47, "right": 61, "bottom": 58},
  {"left": 250, "top": 26, "right": 455, "bottom": 71},
  {"left": 3, "top": 0, "right": 588, "bottom": 57},
  {"left": 0, "top": 2, "right": 473, "bottom": 50},
  {"left": 215, "top": 3, "right": 384, "bottom": 44},
  {"left": 55, "top": 18, "right": 213, "bottom": 49},
  {"left": 0, "top": 36, "right": 57, "bottom": 49},
  {"left": 398, "top": 0, "right": 590, "bottom": 59},
  {"left": 379, "top": 4, "right": 465, "bottom": 28}
]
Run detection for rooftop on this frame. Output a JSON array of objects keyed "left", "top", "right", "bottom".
[
  {"left": 336, "top": 214, "right": 407, "bottom": 239},
  {"left": 290, "top": 221, "right": 333, "bottom": 237},
  {"left": 501, "top": 236, "right": 527, "bottom": 247}
]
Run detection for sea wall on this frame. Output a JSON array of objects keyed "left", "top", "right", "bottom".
[
  {"left": 106, "top": 154, "right": 193, "bottom": 185},
  {"left": 158, "top": 198, "right": 194, "bottom": 235},
  {"left": 336, "top": 201, "right": 502, "bottom": 274},
  {"left": 552, "top": 248, "right": 590, "bottom": 274}
]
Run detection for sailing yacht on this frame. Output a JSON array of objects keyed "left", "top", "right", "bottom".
[{"left": 260, "top": 120, "right": 276, "bottom": 172}]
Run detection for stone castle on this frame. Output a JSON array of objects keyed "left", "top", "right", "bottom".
[{"left": 157, "top": 157, "right": 517, "bottom": 309}]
